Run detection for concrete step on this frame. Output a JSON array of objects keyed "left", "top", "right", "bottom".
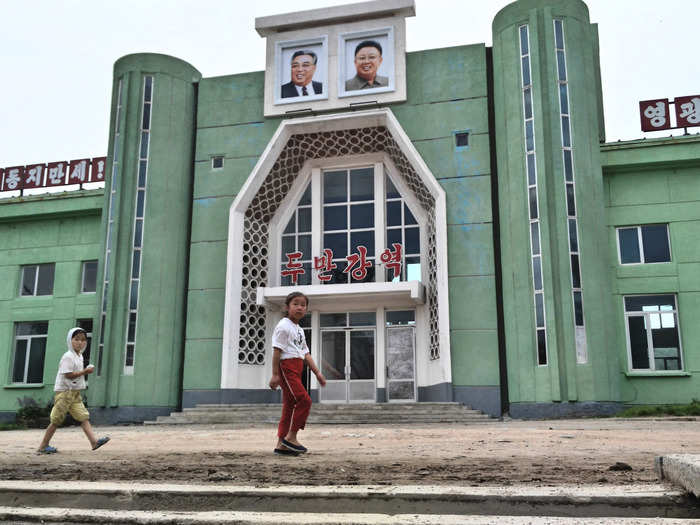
[
  {"left": 2, "top": 506, "right": 695, "bottom": 524},
  {"left": 0, "top": 481, "right": 697, "bottom": 521},
  {"left": 147, "top": 402, "right": 493, "bottom": 426}
]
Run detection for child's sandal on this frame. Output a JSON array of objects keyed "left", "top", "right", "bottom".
[{"left": 92, "top": 436, "right": 110, "bottom": 450}]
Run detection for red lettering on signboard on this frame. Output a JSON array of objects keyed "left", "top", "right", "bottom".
[
  {"left": 69, "top": 159, "right": 90, "bottom": 184},
  {"left": 281, "top": 251, "right": 305, "bottom": 285},
  {"left": 639, "top": 99, "right": 671, "bottom": 132},
  {"left": 91, "top": 157, "right": 107, "bottom": 181},
  {"left": 380, "top": 243, "right": 403, "bottom": 280},
  {"left": 313, "top": 248, "right": 337, "bottom": 282},
  {"left": 24, "top": 164, "right": 46, "bottom": 189},
  {"left": 46, "top": 161, "right": 68, "bottom": 186},
  {"left": 675, "top": 95, "right": 700, "bottom": 128},
  {"left": 344, "top": 245, "right": 372, "bottom": 281},
  {"left": 3, "top": 166, "right": 24, "bottom": 191}
]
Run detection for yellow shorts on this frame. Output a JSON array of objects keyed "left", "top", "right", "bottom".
[{"left": 50, "top": 390, "right": 89, "bottom": 425}]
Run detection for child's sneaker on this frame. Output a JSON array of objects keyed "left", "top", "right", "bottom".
[{"left": 37, "top": 445, "right": 57, "bottom": 454}]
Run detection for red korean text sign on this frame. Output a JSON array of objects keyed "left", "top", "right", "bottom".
[
  {"left": 0, "top": 156, "right": 108, "bottom": 192},
  {"left": 283, "top": 244, "right": 405, "bottom": 285},
  {"left": 640, "top": 96, "right": 700, "bottom": 132},
  {"left": 639, "top": 99, "right": 671, "bottom": 132},
  {"left": 675, "top": 96, "right": 700, "bottom": 128}
]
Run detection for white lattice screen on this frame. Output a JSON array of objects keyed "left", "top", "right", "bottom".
[{"left": 238, "top": 126, "right": 441, "bottom": 364}]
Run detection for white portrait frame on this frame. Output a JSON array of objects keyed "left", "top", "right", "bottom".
[
  {"left": 338, "top": 27, "right": 395, "bottom": 98},
  {"left": 274, "top": 36, "right": 329, "bottom": 106}
]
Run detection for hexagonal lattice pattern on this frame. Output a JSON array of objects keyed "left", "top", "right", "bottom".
[{"left": 238, "top": 126, "right": 441, "bottom": 364}]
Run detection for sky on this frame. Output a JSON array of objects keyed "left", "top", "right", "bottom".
[{"left": 0, "top": 0, "right": 697, "bottom": 167}]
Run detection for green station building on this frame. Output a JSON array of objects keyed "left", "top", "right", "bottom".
[{"left": 1, "top": 0, "right": 698, "bottom": 423}]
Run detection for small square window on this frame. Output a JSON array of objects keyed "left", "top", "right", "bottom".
[
  {"left": 81, "top": 260, "right": 98, "bottom": 293},
  {"left": 624, "top": 295, "right": 682, "bottom": 371},
  {"left": 211, "top": 156, "right": 224, "bottom": 170},
  {"left": 454, "top": 131, "right": 470, "bottom": 148},
  {"left": 617, "top": 224, "right": 670, "bottom": 264},
  {"left": 12, "top": 322, "right": 49, "bottom": 384},
  {"left": 20, "top": 264, "right": 55, "bottom": 296}
]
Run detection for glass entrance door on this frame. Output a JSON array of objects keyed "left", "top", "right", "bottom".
[
  {"left": 385, "top": 311, "right": 416, "bottom": 402},
  {"left": 321, "top": 328, "right": 376, "bottom": 403}
]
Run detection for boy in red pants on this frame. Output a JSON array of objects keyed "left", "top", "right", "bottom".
[{"left": 269, "top": 292, "right": 326, "bottom": 455}]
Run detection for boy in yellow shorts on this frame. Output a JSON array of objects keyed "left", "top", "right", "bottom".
[{"left": 37, "top": 327, "right": 110, "bottom": 454}]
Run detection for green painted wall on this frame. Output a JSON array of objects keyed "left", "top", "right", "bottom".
[
  {"left": 0, "top": 191, "right": 102, "bottom": 417},
  {"left": 90, "top": 54, "right": 201, "bottom": 418},
  {"left": 184, "top": 45, "right": 501, "bottom": 395},
  {"left": 602, "top": 135, "right": 700, "bottom": 405},
  {"left": 493, "top": 0, "right": 618, "bottom": 410}
]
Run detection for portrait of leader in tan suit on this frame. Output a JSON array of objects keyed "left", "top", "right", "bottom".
[{"left": 345, "top": 40, "right": 388, "bottom": 91}]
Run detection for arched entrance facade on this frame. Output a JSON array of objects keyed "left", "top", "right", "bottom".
[{"left": 222, "top": 109, "right": 452, "bottom": 402}]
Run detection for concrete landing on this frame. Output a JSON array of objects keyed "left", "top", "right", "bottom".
[
  {"left": 0, "top": 481, "right": 697, "bottom": 521},
  {"left": 0, "top": 506, "right": 696, "bottom": 524},
  {"left": 657, "top": 454, "right": 700, "bottom": 498}
]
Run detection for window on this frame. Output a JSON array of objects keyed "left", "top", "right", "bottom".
[
  {"left": 20, "top": 263, "right": 55, "bottom": 296},
  {"left": 322, "top": 167, "right": 376, "bottom": 284},
  {"left": 617, "top": 225, "right": 671, "bottom": 264},
  {"left": 624, "top": 295, "right": 682, "bottom": 371},
  {"left": 454, "top": 131, "right": 469, "bottom": 148},
  {"left": 280, "top": 183, "right": 312, "bottom": 286},
  {"left": 277, "top": 164, "right": 422, "bottom": 286},
  {"left": 519, "top": 23, "right": 548, "bottom": 366},
  {"left": 124, "top": 74, "right": 153, "bottom": 373},
  {"left": 81, "top": 260, "right": 98, "bottom": 293},
  {"left": 11, "top": 322, "right": 48, "bottom": 384},
  {"left": 211, "top": 156, "right": 224, "bottom": 170},
  {"left": 385, "top": 176, "right": 420, "bottom": 282}
]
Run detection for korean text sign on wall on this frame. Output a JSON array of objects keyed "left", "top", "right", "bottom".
[
  {"left": 639, "top": 96, "right": 700, "bottom": 132},
  {"left": 0, "top": 157, "right": 106, "bottom": 193}
]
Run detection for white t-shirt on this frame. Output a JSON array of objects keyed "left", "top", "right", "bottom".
[
  {"left": 54, "top": 350, "right": 86, "bottom": 391},
  {"left": 272, "top": 317, "right": 309, "bottom": 360}
]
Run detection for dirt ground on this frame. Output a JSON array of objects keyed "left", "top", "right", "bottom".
[{"left": 1, "top": 418, "right": 698, "bottom": 487}]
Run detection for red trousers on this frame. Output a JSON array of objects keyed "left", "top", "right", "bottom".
[{"left": 278, "top": 358, "right": 311, "bottom": 438}]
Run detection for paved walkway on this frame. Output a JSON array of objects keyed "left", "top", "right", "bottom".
[{"left": 1, "top": 418, "right": 699, "bottom": 522}]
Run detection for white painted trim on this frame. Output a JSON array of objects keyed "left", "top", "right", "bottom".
[
  {"left": 257, "top": 281, "right": 424, "bottom": 308},
  {"left": 222, "top": 108, "right": 451, "bottom": 390},
  {"left": 262, "top": 16, "right": 408, "bottom": 117},
  {"left": 221, "top": 209, "right": 245, "bottom": 389},
  {"left": 255, "top": 0, "right": 414, "bottom": 37},
  {"left": 374, "top": 162, "right": 386, "bottom": 283}
]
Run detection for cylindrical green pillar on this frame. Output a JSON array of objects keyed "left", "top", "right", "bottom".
[
  {"left": 91, "top": 54, "right": 201, "bottom": 422},
  {"left": 493, "top": 0, "right": 618, "bottom": 416}
]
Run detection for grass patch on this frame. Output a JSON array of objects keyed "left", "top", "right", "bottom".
[
  {"left": 0, "top": 422, "right": 25, "bottom": 431},
  {"left": 617, "top": 399, "right": 700, "bottom": 417}
]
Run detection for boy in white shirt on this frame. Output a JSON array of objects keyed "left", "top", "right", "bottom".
[{"left": 37, "top": 327, "right": 110, "bottom": 454}]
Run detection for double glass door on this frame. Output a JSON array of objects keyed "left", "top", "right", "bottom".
[{"left": 321, "top": 328, "right": 375, "bottom": 403}]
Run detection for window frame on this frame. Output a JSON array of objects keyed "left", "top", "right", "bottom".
[
  {"left": 623, "top": 294, "right": 684, "bottom": 372},
  {"left": 269, "top": 154, "right": 428, "bottom": 287},
  {"left": 616, "top": 224, "right": 672, "bottom": 265},
  {"left": 81, "top": 260, "right": 98, "bottom": 294},
  {"left": 11, "top": 322, "right": 49, "bottom": 384},
  {"left": 19, "top": 263, "right": 55, "bottom": 297}
]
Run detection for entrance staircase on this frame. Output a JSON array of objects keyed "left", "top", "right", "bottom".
[{"left": 146, "top": 402, "right": 493, "bottom": 425}]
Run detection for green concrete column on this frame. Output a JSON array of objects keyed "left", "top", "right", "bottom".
[
  {"left": 90, "top": 54, "right": 201, "bottom": 420},
  {"left": 492, "top": 0, "right": 618, "bottom": 414}
]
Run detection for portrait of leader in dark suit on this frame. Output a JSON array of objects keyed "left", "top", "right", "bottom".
[
  {"left": 281, "top": 50, "right": 323, "bottom": 98},
  {"left": 345, "top": 40, "right": 389, "bottom": 91}
]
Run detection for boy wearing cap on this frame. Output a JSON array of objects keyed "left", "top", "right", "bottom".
[{"left": 37, "top": 327, "right": 110, "bottom": 454}]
